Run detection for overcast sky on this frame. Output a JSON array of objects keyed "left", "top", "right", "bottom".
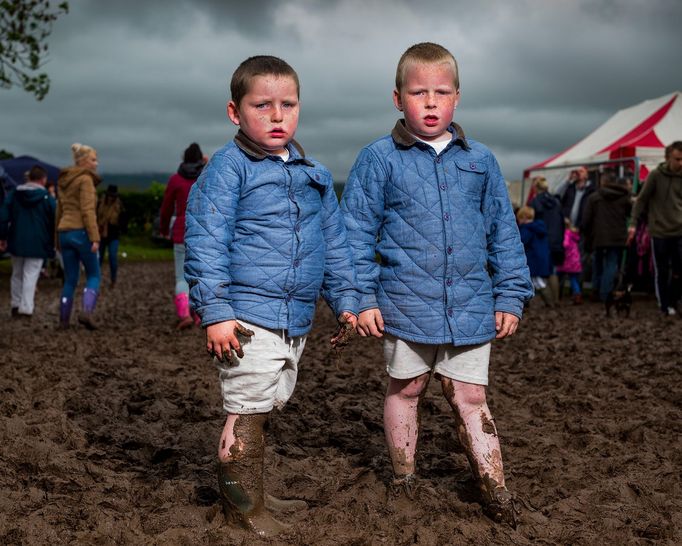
[{"left": 1, "top": 0, "right": 680, "bottom": 181}]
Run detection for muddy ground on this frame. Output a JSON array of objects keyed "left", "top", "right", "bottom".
[{"left": 0, "top": 261, "right": 680, "bottom": 545}]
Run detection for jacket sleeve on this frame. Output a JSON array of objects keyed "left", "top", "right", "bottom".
[
  {"left": 631, "top": 173, "right": 655, "bottom": 223},
  {"left": 319, "top": 173, "right": 359, "bottom": 318},
  {"left": 0, "top": 190, "right": 12, "bottom": 240},
  {"left": 159, "top": 177, "right": 176, "bottom": 236},
  {"left": 184, "top": 157, "right": 241, "bottom": 326},
  {"left": 340, "top": 148, "right": 387, "bottom": 312},
  {"left": 482, "top": 153, "right": 533, "bottom": 317},
  {"left": 581, "top": 195, "right": 595, "bottom": 251},
  {"left": 79, "top": 176, "right": 100, "bottom": 242}
]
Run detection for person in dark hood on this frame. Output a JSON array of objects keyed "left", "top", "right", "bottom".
[
  {"left": 629, "top": 141, "right": 682, "bottom": 315},
  {"left": 530, "top": 176, "right": 564, "bottom": 304},
  {"left": 0, "top": 165, "right": 56, "bottom": 318},
  {"left": 159, "top": 142, "right": 206, "bottom": 329},
  {"left": 582, "top": 172, "right": 633, "bottom": 302},
  {"left": 56, "top": 143, "right": 102, "bottom": 329},
  {"left": 517, "top": 206, "right": 553, "bottom": 306}
]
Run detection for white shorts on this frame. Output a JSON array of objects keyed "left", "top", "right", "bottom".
[
  {"left": 216, "top": 321, "right": 307, "bottom": 414},
  {"left": 383, "top": 334, "right": 491, "bottom": 386}
]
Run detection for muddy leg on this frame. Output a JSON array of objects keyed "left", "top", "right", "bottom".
[
  {"left": 384, "top": 373, "right": 430, "bottom": 496},
  {"left": 441, "top": 378, "right": 518, "bottom": 527},
  {"left": 216, "top": 413, "right": 289, "bottom": 537}
]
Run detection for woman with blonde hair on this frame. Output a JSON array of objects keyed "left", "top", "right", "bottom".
[{"left": 56, "top": 143, "right": 101, "bottom": 329}]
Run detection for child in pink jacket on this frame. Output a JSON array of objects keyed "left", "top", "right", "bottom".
[{"left": 556, "top": 221, "right": 582, "bottom": 304}]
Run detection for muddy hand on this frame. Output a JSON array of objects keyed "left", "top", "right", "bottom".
[
  {"left": 234, "top": 322, "right": 255, "bottom": 358},
  {"left": 331, "top": 321, "right": 355, "bottom": 351}
]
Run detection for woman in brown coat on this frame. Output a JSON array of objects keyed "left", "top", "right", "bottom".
[{"left": 56, "top": 143, "right": 101, "bottom": 329}]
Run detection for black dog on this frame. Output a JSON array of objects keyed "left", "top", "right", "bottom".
[{"left": 605, "top": 283, "right": 633, "bottom": 317}]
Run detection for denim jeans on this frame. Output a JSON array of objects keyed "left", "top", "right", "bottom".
[
  {"left": 99, "top": 237, "right": 120, "bottom": 283},
  {"left": 59, "top": 229, "right": 101, "bottom": 299},
  {"left": 174, "top": 243, "right": 189, "bottom": 295},
  {"left": 592, "top": 247, "right": 622, "bottom": 301}
]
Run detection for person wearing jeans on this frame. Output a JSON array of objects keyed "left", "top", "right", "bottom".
[{"left": 56, "top": 143, "right": 101, "bottom": 329}]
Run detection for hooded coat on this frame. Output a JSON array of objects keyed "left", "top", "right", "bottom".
[
  {"left": 56, "top": 167, "right": 101, "bottom": 242},
  {"left": 519, "top": 220, "right": 552, "bottom": 278},
  {"left": 530, "top": 191, "right": 565, "bottom": 265},
  {"left": 0, "top": 182, "right": 56, "bottom": 258},
  {"left": 631, "top": 162, "right": 682, "bottom": 238},
  {"left": 159, "top": 161, "right": 204, "bottom": 244},
  {"left": 582, "top": 182, "right": 632, "bottom": 250}
]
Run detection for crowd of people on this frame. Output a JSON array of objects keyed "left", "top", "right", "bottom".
[
  {"left": 520, "top": 144, "right": 682, "bottom": 316},
  {"left": 1, "top": 42, "right": 681, "bottom": 539}
]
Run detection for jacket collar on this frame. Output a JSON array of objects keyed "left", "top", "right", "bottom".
[
  {"left": 391, "top": 119, "right": 470, "bottom": 151},
  {"left": 234, "top": 130, "right": 314, "bottom": 167}
]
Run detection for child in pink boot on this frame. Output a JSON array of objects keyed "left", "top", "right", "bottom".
[{"left": 160, "top": 143, "right": 206, "bottom": 329}]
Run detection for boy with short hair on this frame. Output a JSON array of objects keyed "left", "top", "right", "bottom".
[
  {"left": 184, "top": 55, "right": 358, "bottom": 537},
  {"left": 341, "top": 42, "right": 532, "bottom": 526}
]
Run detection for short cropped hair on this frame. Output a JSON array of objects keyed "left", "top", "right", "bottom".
[
  {"left": 395, "top": 42, "right": 459, "bottom": 91},
  {"left": 665, "top": 141, "right": 682, "bottom": 159},
  {"left": 516, "top": 206, "right": 535, "bottom": 222},
  {"left": 230, "top": 55, "right": 300, "bottom": 108},
  {"left": 28, "top": 165, "right": 48, "bottom": 181},
  {"left": 71, "top": 142, "right": 96, "bottom": 165}
]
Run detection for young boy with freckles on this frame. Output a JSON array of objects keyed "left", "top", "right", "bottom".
[
  {"left": 184, "top": 55, "right": 358, "bottom": 537},
  {"left": 341, "top": 43, "right": 533, "bottom": 526}
]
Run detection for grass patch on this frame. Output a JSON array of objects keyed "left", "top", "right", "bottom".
[{"left": 118, "top": 235, "right": 173, "bottom": 262}]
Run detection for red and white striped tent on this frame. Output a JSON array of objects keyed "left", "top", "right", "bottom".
[{"left": 523, "top": 91, "right": 682, "bottom": 194}]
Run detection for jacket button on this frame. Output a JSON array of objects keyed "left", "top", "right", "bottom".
[
  {"left": 293, "top": 259, "right": 300, "bottom": 268},
  {"left": 443, "top": 213, "right": 450, "bottom": 221},
  {"left": 447, "top": 246, "right": 453, "bottom": 255},
  {"left": 288, "top": 190, "right": 295, "bottom": 200},
  {"left": 470, "top": 162, "right": 477, "bottom": 169},
  {"left": 295, "top": 223, "right": 301, "bottom": 232},
  {"left": 447, "top": 309, "right": 453, "bottom": 317},
  {"left": 315, "top": 174, "right": 320, "bottom": 181},
  {"left": 284, "top": 294, "right": 291, "bottom": 302},
  {"left": 446, "top": 278, "right": 452, "bottom": 286},
  {"left": 436, "top": 157, "right": 441, "bottom": 163},
  {"left": 440, "top": 184, "right": 447, "bottom": 190}
]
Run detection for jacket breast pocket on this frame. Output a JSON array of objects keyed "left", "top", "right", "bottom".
[{"left": 454, "top": 160, "right": 487, "bottom": 197}]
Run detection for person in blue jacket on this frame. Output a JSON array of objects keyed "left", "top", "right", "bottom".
[
  {"left": 517, "top": 206, "right": 554, "bottom": 306},
  {"left": 341, "top": 42, "right": 532, "bottom": 527},
  {"left": 0, "top": 165, "right": 56, "bottom": 317},
  {"left": 184, "top": 55, "right": 358, "bottom": 537}
]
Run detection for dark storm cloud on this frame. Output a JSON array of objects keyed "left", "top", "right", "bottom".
[{"left": 1, "top": 0, "right": 680, "bottom": 181}]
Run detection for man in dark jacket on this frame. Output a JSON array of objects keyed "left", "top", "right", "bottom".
[
  {"left": 582, "top": 172, "right": 632, "bottom": 301},
  {"left": 0, "top": 165, "right": 56, "bottom": 317},
  {"left": 560, "top": 166, "right": 596, "bottom": 229},
  {"left": 629, "top": 141, "right": 682, "bottom": 315}
]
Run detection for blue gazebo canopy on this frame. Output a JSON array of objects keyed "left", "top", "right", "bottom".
[{"left": 0, "top": 155, "right": 61, "bottom": 189}]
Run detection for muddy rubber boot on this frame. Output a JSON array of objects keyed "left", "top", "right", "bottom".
[
  {"left": 537, "top": 287, "right": 553, "bottom": 308},
  {"left": 217, "top": 414, "right": 289, "bottom": 537},
  {"left": 78, "top": 288, "right": 98, "bottom": 330},
  {"left": 481, "top": 485, "right": 520, "bottom": 529},
  {"left": 59, "top": 296, "right": 74, "bottom": 329},
  {"left": 264, "top": 493, "right": 308, "bottom": 513}
]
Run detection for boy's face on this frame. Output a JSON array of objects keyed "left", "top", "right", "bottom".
[
  {"left": 227, "top": 75, "right": 299, "bottom": 155},
  {"left": 393, "top": 61, "right": 459, "bottom": 142}
]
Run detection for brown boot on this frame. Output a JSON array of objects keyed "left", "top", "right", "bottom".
[
  {"left": 217, "top": 414, "right": 289, "bottom": 537},
  {"left": 481, "top": 485, "right": 520, "bottom": 528}
]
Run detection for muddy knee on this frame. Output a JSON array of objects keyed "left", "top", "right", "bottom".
[{"left": 388, "top": 373, "right": 430, "bottom": 400}]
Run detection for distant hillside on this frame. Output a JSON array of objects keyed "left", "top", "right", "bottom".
[{"left": 100, "top": 173, "right": 171, "bottom": 191}]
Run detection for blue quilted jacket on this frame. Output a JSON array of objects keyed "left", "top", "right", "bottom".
[
  {"left": 184, "top": 131, "right": 359, "bottom": 336},
  {"left": 341, "top": 121, "right": 533, "bottom": 346}
]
